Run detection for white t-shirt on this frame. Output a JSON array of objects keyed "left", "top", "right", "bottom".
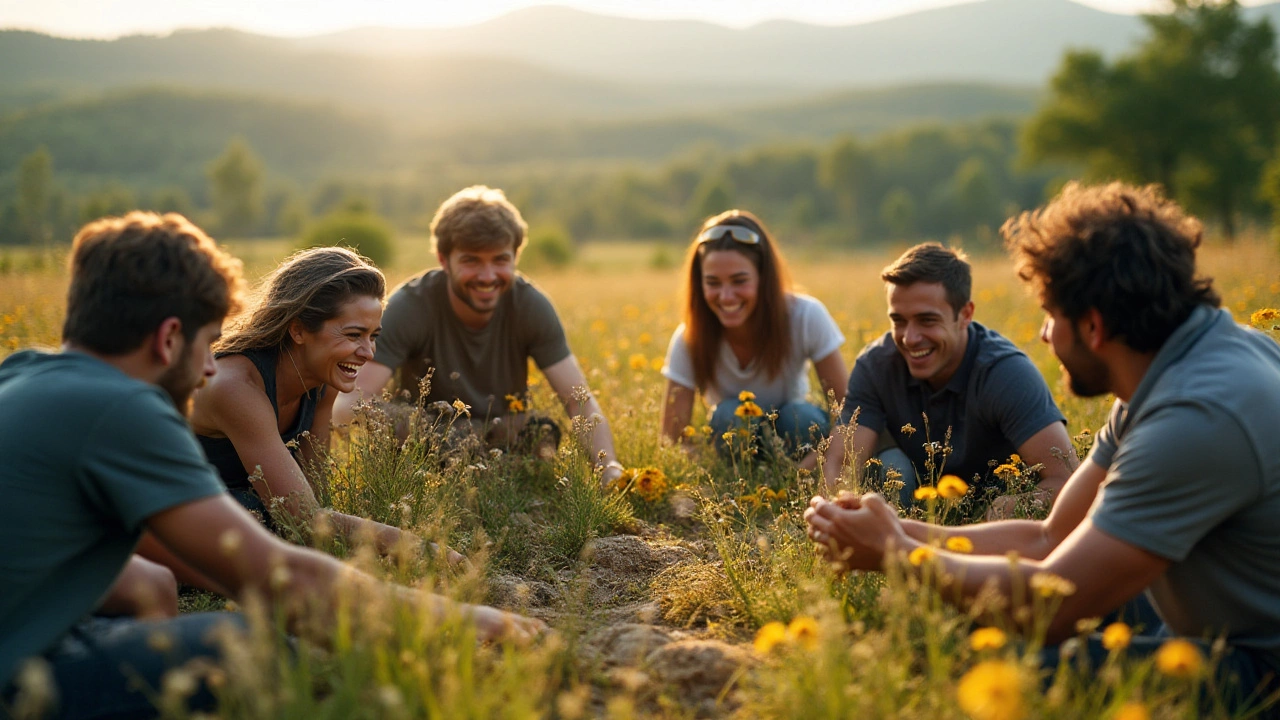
[{"left": 661, "top": 293, "right": 845, "bottom": 410}]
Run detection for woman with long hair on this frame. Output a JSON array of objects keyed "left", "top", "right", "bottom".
[
  {"left": 659, "top": 210, "right": 848, "bottom": 466},
  {"left": 190, "top": 247, "right": 458, "bottom": 560}
]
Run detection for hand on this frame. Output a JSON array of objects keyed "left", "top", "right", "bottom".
[
  {"left": 470, "top": 604, "right": 549, "bottom": 645},
  {"left": 804, "top": 493, "right": 904, "bottom": 572}
]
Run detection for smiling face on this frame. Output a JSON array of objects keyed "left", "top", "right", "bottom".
[
  {"left": 292, "top": 294, "right": 382, "bottom": 393},
  {"left": 439, "top": 245, "right": 516, "bottom": 327},
  {"left": 887, "top": 281, "right": 973, "bottom": 389},
  {"left": 700, "top": 249, "right": 759, "bottom": 333}
]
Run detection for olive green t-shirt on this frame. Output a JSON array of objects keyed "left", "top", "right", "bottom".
[
  {"left": 373, "top": 269, "right": 572, "bottom": 419},
  {"left": 0, "top": 351, "right": 226, "bottom": 686}
]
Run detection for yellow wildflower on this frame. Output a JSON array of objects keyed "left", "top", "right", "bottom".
[
  {"left": 1113, "top": 702, "right": 1150, "bottom": 720},
  {"left": 739, "top": 390, "right": 756, "bottom": 402},
  {"left": 969, "top": 627, "right": 1008, "bottom": 651},
  {"left": 1154, "top": 638, "right": 1203, "bottom": 678},
  {"left": 505, "top": 394, "right": 526, "bottom": 413},
  {"left": 1101, "top": 622, "right": 1132, "bottom": 651},
  {"left": 938, "top": 475, "right": 969, "bottom": 498},
  {"left": 994, "top": 463, "right": 1020, "bottom": 479},
  {"left": 650, "top": 357, "right": 663, "bottom": 371},
  {"left": 1029, "top": 572, "right": 1077, "bottom": 598},
  {"left": 956, "top": 660, "right": 1026, "bottom": 720},
  {"left": 682, "top": 425, "right": 697, "bottom": 438},
  {"left": 735, "top": 401, "right": 764, "bottom": 418},
  {"left": 908, "top": 546, "right": 936, "bottom": 567},
  {"left": 628, "top": 353, "right": 648, "bottom": 371},
  {"left": 901, "top": 423, "right": 917, "bottom": 436},
  {"left": 753, "top": 621, "right": 788, "bottom": 654},
  {"left": 589, "top": 319, "right": 607, "bottom": 334},
  {"left": 700, "top": 424, "right": 712, "bottom": 435},
  {"left": 1250, "top": 308, "right": 1280, "bottom": 328},
  {"left": 914, "top": 486, "right": 939, "bottom": 501},
  {"left": 787, "top": 617, "right": 820, "bottom": 650},
  {"left": 451, "top": 399, "right": 470, "bottom": 417},
  {"left": 630, "top": 468, "right": 669, "bottom": 502},
  {"left": 1008, "top": 453, "right": 1021, "bottom": 465},
  {"left": 638, "top": 332, "right": 652, "bottom": 345},
  {"left": 946, "top": 536, "right": 975, "bottom": 553}
]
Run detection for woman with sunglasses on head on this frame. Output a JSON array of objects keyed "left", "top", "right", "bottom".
[
  {"left": 189, "top": 247, "right": 463, "bottom": 563},
  {"left": 659, "top": 210, "right": 848, "bottom": 467}
]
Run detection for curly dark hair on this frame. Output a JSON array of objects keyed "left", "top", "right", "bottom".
[
  {"left": 63, "top": 212, "right": 245, "bottom": 354},
  {"left": 1002, "top": 182, "right": 1220, "bottom": 352}
]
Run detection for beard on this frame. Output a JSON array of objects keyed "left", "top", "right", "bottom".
[
  {"left": 156, "top": 344, "right": 203, "bottom": 415},
  {"left": 447, "top": 273, "right": 507, "bottom": 315},
  {"left": 1058, "top": 329, "right": 1110, "bottom": 398}
]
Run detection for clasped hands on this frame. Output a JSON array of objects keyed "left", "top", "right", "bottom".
[{"left": 803, "top": 491, "right": 909, "bottom": 573}]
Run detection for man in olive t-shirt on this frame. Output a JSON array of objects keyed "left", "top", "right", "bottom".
[{"left": 335, "top": 186, "right": 624, "bottom": 485}]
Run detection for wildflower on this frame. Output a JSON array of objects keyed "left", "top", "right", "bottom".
[
  {"left": 650, "top": 357, "right": 664, "bottom": 371},
  {"left": 957, "top": 660, "right": 1026, "bottom": 720},
  {"left": 946, "top": 536, "right": 975, "bottom": 553},
  {"left": 994, "top": 464, "right": 1020, "bottom": 480},
  {"left": 1008, "top": 453, "right": 1021, "bottom": 465},
  {"left": 638, "top": 332, "right": 652, "bottom": 345},
  {"left": 787, "top": 617, "right": 820, "bottom": 650},
  {"left": 452, "top": 398, "right": 471, "bottom": 417},
  {"left": 1250, "top": 308, "right": 1280, "bottom": 328},
  {"left": 914, "top": 486, "right": 939, "bottom": 501},
  {"left": 908, "top": 546, "right": 936, "bottom": 567},
  {"left": 700, "top": 425, "right": 712, "bottom": 435},
  {"left": 505, "top": 394, "right": 526, "bottom": 413},
  {"left": 735, "top": 401, "right": 764, "bottom": 418},
  {"left": 1101, "top": 622, "right": 1132, "bottom": 651},
  {"left": 938, "top": 475, "right": 969, "bottom": 498},
  {"left": 1113, "top": 702, "right": 1150, "bottom": 720},
  {"left": 1029, "top": 572, "right": 1077, "bottom": 598},
  {"left": 969, "top": 627, "right": 1008, "bottom": 651},
  {"left": 739, "top": 390, "right": 756, "bottom": 402},
  {"left": 1154, "top": 638, "right": 1203, "bottom": 678},
  {"left": 630, "top": 467, "right": 669, "bottom": 502},
  {"left": 754, "top": 621, "right": 788, "bottom": 654},
  {"left": 682, "top": 425, "right": 697, "bottom": 438},
  {"left": 590, "top": 319, "right": 607, "bottom": 334},
  {"left": 629, "top": 353, "right": 648, "bottom": 371},
  {"left": 901, "top": 423, "right": 917, "bottom": 436}
]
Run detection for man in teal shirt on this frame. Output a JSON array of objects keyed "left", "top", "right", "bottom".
[{"left": 0, "top": 212, "right": 543, "bottom": 719}]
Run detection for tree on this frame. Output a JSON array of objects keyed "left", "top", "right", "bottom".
[
  {"left": 16, "top": 146, "right": 54, "bottom": 245},
  {"left": 207, "top": 136, "right": 264, "bottom": 238},
  {"left": 1024, "top": 0, "right": 1280, "bottom": 237},
  {"left": 880, "top": 187, "right": 917, "bottom": 239}
]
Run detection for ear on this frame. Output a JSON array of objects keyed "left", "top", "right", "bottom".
[
  {"left": 287, "top": 319, "right": 306, "bottom": 346},
  {"left": 1078, "top": 308, "right": 1108, "bottom": 350},
  {"left": 151, "top": 317, "right": 184, "bottom": 367},
  {"left": 436, "top": 251, "right": 448, "bottom": 270},
  {"left": 957, "top": 300, "right": 975, "bottom": 327}
]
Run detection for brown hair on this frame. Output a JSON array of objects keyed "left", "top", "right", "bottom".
[
  {"left": 217, "top": 246, "right": 385, "bottom": 355},
  {"left": 880, "top": 242, "right": 971, "bottom": 316},
  {"left": 1002, "top": 181, "right": 1220, "bottom": 353},
  {"left": 63, "top": 212, "right": 244, "bottom": 354},
  {"left": 680, "top": 209, "right": 792, "bottom": 391},
  {"left": 430, "top": 185, "right": 528, "bottom": 258}
]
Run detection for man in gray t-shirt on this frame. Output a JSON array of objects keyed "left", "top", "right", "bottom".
[
  {"left": 335, "top": 186, "right": 623, "bottom": 485},
  {"left": 805, "top": 183, "right": 1280, "bottom": 714},
  {"left": 821, "top": 243, "right": 1075, "bottom": 513}
]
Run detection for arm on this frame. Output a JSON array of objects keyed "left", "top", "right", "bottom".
[
  {"left": 95, "top": 555, "right": 178, "bottom": 619},
  {"left": 659, "top": 379, "right": 696, "bottom": 446},
  {"left": 135, "top": 531, "right": 229, "bottom": 595},
  {"left": 542, "top": 354, "right": 622, "bottom": 484},
  {"left": 145, "top": 496, "right": 543, "bottom": 643},
  {"left": 201, "top": 366, "right": 415, "bottom": 557},
  {"left": 332, "top": 361, "right": 394, "bottom": 426}
]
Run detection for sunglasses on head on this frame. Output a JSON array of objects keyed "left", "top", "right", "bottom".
[{"left": 697, "top": 224, "right": 761, "bottom": 246}]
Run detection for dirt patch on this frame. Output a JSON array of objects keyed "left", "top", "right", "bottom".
[{"left": 646, "top": 639, "right": 754, "bottom": 716}]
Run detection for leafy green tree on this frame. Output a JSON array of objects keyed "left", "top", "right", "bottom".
[
  {"left": 207, "top": 136, "right": 264, "bottom": 238},
  {"left": 298, "top": 208, "right": 395, "bottom": 267},
  {"left": 16, "top": 146, "right": 54, "bottom": 245},
  {"left": 1025, "top": 0, "right": 1280, "bottom": 237},
  {"left": 879, "top": 187, "right": 917, "bottom": 239},
  {"left": 819, "top": 137, "right": 873, "bottom": 227},
  {"left": 690, "top": 174, "right": 733, "bottom": 222},
  {"left": 79, "top": 183, "right": 136, "bottom": 224}
]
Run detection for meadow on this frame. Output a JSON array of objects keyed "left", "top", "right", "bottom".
[{"left": 2, "top": 233, "right": 1279, "bottom": 720}]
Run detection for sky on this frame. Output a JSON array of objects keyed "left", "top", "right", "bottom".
[{"left": 0, "top": 0, "right": 1268, "bottom": 39}]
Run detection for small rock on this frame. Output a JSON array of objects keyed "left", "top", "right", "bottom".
[
  {"left": 488, "top": 574, "right": 559, "bottom": 608},
  {"left": 585, "top": 623, "right": 675, "bottom": 667},
  {"left": 645, "top": 639, "right": 754, "bottom": 710}
]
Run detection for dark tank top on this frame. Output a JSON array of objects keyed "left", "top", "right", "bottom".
[{"left": 198, "top": 346, "right": 325, "bottom": 492}]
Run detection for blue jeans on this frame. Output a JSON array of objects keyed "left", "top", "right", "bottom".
[
  {"left": 3, "top": 613, "right": 246, "bottom": 720},
  {"left": 1039, "top": 595, "right": 1280, "bottom": 718},
  {"left": 711, "top": 399, "right": 830, "bottom": 459},
  {"left": 866, "top": 447, "right": 920, "bottom": 507}
]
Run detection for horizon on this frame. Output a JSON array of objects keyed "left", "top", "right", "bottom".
[{"left": 0, "top": 0, "right": 1264, "bottom": 41}]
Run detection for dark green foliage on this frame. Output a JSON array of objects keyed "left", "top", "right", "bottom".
[
  {"left": 298, "top": 209, "right": 395, "bottom": 268},
  {"left": 207, "top": 136, "right": 263, "bottom": 238}
]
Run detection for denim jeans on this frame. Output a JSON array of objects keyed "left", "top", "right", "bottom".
[
  {"left": 3, "top": 613, "right": 246, "bottom": 720},
  {"left": 710, "top": 399, "right": 830, "bottom": 459},
  {"left": 865, "top": 447, "right": 920, "bottom": 507}
]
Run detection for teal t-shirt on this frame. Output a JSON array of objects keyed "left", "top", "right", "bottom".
[
  {"left": 0, "top": 350, "right": 226, "bottom": 686},
  {"left": 1088, "top": 306, "right": 1280, "bottom": 660}
]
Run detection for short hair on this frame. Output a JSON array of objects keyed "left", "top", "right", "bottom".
[
  {"left": 63, "top": 212, "right": 245, "bottom": 354},
  {"left": 430, "top": 185, "right": 528, "bottom": 258},
  {"left": 217, "top": 246, "right": 385, "bottom": 355},
  {"left": 880, "top": 243, "right": 971, "bottom": 315},
  {"left": 1002, "top": 181, "right": 1220, "bottom": 353},
  {"left": 681, "top": 209, "right": 792, "bottom": 390}
]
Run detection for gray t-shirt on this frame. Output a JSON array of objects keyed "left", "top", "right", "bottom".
[
  {"left": 0, "top": 351, "right": 226, "bottom": 686},
  {"left": 1088, "top": 306, "right": 1280, "bottom": 659},
  {"left": 840, "top": 322, "right": 1065, "bottom": 485},
  {"left": 374, "top": 269, "right": 572, "bottom": 418},
  {"left": 661, "top": 293, "right": 845, "bottom": 410}
]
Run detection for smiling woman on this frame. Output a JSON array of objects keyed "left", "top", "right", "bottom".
[{"left": 188, "top": 247, "right": 450, "bottom": 559}]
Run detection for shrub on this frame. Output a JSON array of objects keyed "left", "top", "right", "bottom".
[{"left": 297, "top": 210, "right": 395, "bottom": 267}]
